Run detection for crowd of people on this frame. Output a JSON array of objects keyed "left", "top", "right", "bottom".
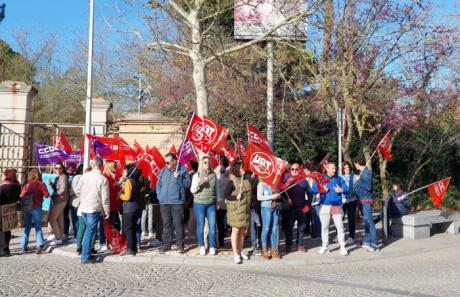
[{"left": 0, "top": 153, "right": 412, "bottom": 264}]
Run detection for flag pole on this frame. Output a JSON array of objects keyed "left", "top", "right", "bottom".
[
  {"left": 176, "top": 112, "right": 195, "bottom": 172},
  {"left": 397, "top": 177, "right": 451, "bottom": 200}
]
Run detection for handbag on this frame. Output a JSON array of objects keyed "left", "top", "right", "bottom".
[{"left": 20, "top": 194, "right": 34, "bottom": 212}]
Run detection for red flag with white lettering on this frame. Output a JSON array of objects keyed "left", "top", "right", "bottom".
[
  {"left": 136, "top": 147, "right": 166, "bottom": 188},
  {"left": 243, "top": 143, "right": 287, "bottom": 190},
  {"left": 247, "top": 124, "right": 272, "bottom": 153},
  {"left": 186, "top": 114, "right": 229, "bottom": 154},
  {"left": 427, "top": 177, "right": 451, "bottom": 209},
  {"left": 376, "top": 131, "right": 393, "bottom": 161},
  {"left": 216, "top": 140, "right": 238, "bottom": 165}
]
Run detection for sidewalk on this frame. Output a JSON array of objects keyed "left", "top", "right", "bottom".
[{"left": 9, "top": 226, "right": 460, "bottom": 267}]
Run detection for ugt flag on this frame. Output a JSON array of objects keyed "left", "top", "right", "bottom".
[
  {"left": 428, "top": 177, "right": 451, "bottom": 209},
  {"left": 186, "top": 114, "right": 229, "bottom": 154},
  {"left": 244, "top": 143, "right": 287, "bottom": 190},
  {"left": 216, "top": 140, "right": 238, "bottom": 165}
]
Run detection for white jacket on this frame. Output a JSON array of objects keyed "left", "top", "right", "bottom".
[{"left": 77, "top": 169, "right": 110, "bottom": 216}]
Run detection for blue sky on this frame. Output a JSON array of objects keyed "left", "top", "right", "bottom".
[{"left": 1, "top": 0, "right": 459, "bottom": 68}]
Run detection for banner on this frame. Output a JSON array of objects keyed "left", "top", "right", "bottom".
[
  {"left": 0, "top": 203, "right": 18, "bottom": 232},
  {"left": 244, "top": 143, "right": 287, "bottom": 190},
  {"left": 41, "top": 173, "right": 57, "bottom": 211},
  {"left": 247, "top": 124, "right": 272, "bottom": 153},
  {"left": 376, "top": 131, "right": 393, "bottom": 161},
  {"left": 428, "top": 178, "right": 451, "bottom": 209},
  {"left": 234, "top": 0, "right": 308, "bottom": 40},
  {"left": 35, "top": 144, "right": 66, "bottom": 165},
  {"left": 65, "top": 150, "right": 82, "bottom": 164}
]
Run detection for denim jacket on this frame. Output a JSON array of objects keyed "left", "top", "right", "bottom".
[{"left": 354, "top": 167, "right": 373, "bottom": 200}]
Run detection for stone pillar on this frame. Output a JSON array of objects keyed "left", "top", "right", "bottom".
[
  {"left": 0, "top": 81, "right": 37, "bottom": 183},
  {"left": 81, "top": 97, "right": 112, "bottom": 135}
]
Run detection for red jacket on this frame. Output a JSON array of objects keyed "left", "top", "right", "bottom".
[
  {"left": 105, "top": 173, "right": 121, "bottom": 212},
  {"left": 20, "top": 179, "right": 49, "bottom": 207}
]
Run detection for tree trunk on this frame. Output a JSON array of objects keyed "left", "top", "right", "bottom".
[
  {"left": 189, "top": 7, "right": 209, "bottom": 117},
  {"left": 378, "top": 154, "right": 390, "bottom": 199}
]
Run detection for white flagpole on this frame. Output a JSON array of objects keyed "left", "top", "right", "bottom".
[
  {"left": 83, "top": 0, "right": 95, "bottom": 169},
  {"left": 397, "top": 178, "right": 451, "bottom": 200}
]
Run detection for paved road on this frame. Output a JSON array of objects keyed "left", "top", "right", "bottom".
[{"left": 0, "top": 244, "right": 458, "bottom": 297}]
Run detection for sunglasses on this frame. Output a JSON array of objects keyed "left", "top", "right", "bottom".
[{"left": 291, "top": 168, "right": 299, "bottom": 172}]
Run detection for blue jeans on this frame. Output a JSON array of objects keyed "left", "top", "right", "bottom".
[
  {"left": 311, "top": 204, "right": 321, "bottom": 238},
  {"left": 81, "top": 212, "right": 101, "bottom": 262},
  {"left": 362, "top": 203, "right": 378, "bottom": 247},
  {"left": 21, "top": 206, "right": 44, "bottom": 248},
  {"left": 193, "top": 203, "right": 216, "bottom": 248},
  {"left": 98, "top": 216, "right": 106, "bottom": 245},
  {"left": 261, "top": 207, "right": 279, "bottom": 250},
  {"left": 136, "top": 211, "right": 142, "bottom": 247}
]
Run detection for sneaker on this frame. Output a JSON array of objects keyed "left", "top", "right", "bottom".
[
  {"left": 361, "top": 242, "right": 370, "bottom": 248},
  {"left": 340, "top": 247, "right": 348, "bottom": 256},
  {"left": 298, "top": 245, "right": 306, "bottom": 252},
  {"left": 209, "top": 248, "right": 216, "bottom": 256},
  {"left": 49, "top": 239, "right": 62, "bottom": 246},
  {"left": 240, "top": 252, "right": 249, "bottom": 261},
  {"left": 177, "top": 246, "right": 185, "bottom": 254},
  {"left": 318, "top": 246, "right": 329, "bottom": 254},
  {"left": 47, "top": 234, "right": 55, "bottom": 241},
  {"left": 345, "top": 237, "right": 355, "bottom": 246},
  {"left": 67, "top": 238, "right": 76, "bottom": 244},
  {"left": 62, "top": 234, "right": 68, "bottom": 241},
  {"left": 367, "top": 246, "right": 378, "bottom": 252},
  {"left": 253, "top": 247, "right": 262, "bottom": 256},
  {"left": 99, "top": 244, "right": 108, "bottom": 252},
  {"left": 233, "top": 253, "right": 242, "bottom": 264},
  {"left": 36, "top": 246, "right": 44, "bottom": 255},
  {"left": 199, "top": 246, "right": 206, "bottom": 256}
]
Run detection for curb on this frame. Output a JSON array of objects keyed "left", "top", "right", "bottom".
[{"left": 50, "top": 238, "right": 460, "bottom": 267}]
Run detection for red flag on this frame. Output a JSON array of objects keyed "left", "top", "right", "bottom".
[
  {"left": 237, "top": 138, "right": 246, "bottom": 159},
  {"left": 55, "top": 131, "right": 73, "bottom": 154},
  {"left": 208, "top": 151, "right": 219, "bottom": 169},
  {"left": 376, "top": 131, "right": 393, "bottom": 161},
  {"left": 247, "top": 124, "right": 272, "bottom": 153},
  {"left": 280, "top": 167, "right": 307, "bottom": 191},
  {"left": 307, "top": 171, "right": 330, "bottom": 193},
  {"left": 136, "top": 147, "right": 166, "bottom": 188},
  {"left": 169, "top": 145, "right": 177, "bottom": 154},
  {"left": 216, "top": 140, "right": 238, "bottom": 165},
  {"left": 186, "top": 114, "right": 229, "bottom": 153},
  {"left": 133, "top": 140, "right": 145, "bottom": 154},
  {"left": 80, "top": 134, "right": 95, "bottom": 159},
  {"left": 320, "top": 154, "right": 330, "bottom": 173},
  {"left": 427, "top": 177, "right": 451, "bottom": 209},
  {"left": 244, "top": 143, "right": 287, "bottom": 190}
]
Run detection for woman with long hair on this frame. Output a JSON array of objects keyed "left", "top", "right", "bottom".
[
  {"left": 20, "top": 169, "right": 49, "bottom": 254},
  {"left": 226, "top": 162, "right": 252, "bottom": 264},
  {"left": 0, "top": 169, "right": 21, "bottom": 257},
  {"left": 47, "top": 162, "right": 69, "bottom": 246},
  {"left": 190, "top": 156, "right": 218, "bottom": 256},
  {"left": 120, "top": 163, "right": 142, "bottom": 256},
  {"left": 103, "top": 161, "right": 121, "bottom": 232},
  {"left": 342, "top": 161, "right": 358, "bottom": 245}
]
